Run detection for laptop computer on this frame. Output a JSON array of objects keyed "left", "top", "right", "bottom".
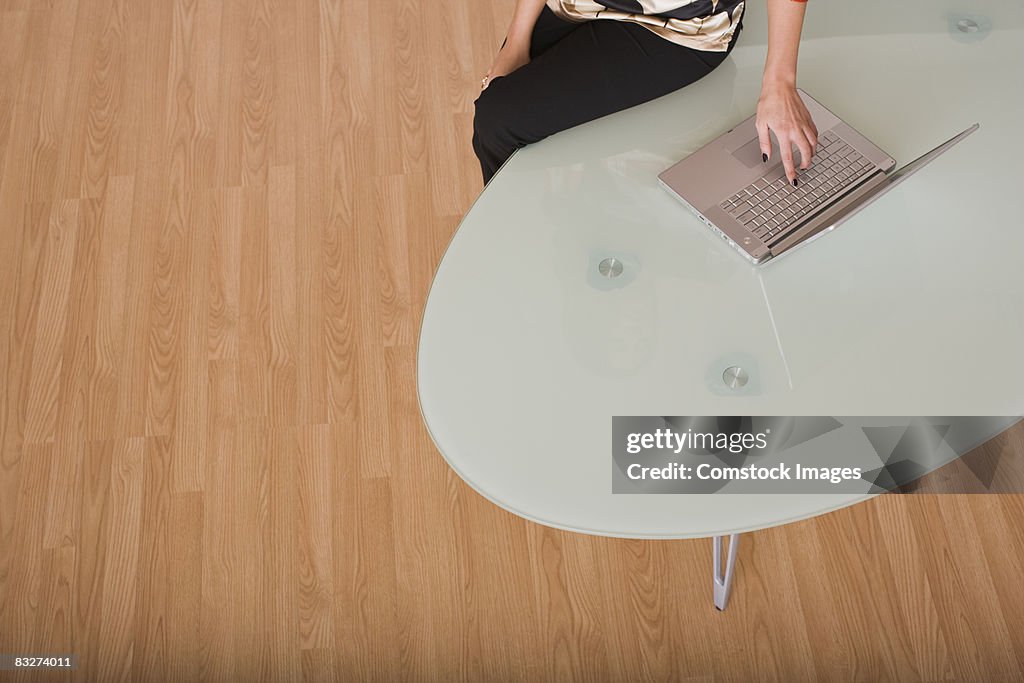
[{"left": 658, "top": 88, "right": 979, "bottom": 265}]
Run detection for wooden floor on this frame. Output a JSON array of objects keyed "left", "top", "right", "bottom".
[{"left": 1, "top": 0, "right": 1023, "bottom": 681}]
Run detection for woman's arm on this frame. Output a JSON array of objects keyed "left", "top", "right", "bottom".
[
  {"left": 483, "top": 0, "right": 547, "bottom": 89},
  {"left": 507, "top": 0, "right": 547, "bottom": 45},
  {"left": 756, "top": 0, "right": 818, "bottom": 186}
]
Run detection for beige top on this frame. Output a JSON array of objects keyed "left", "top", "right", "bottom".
[{"left": 545, "top": 0, "right": 744, "bottom": 52}]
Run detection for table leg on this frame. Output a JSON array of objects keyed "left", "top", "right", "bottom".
[{"left": 712, "top": 534, "right": 741, "bottom": 611}]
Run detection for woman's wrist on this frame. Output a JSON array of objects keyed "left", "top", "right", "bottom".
[{"left": 762, "top": 70, "right": 797, "bottom": 91}]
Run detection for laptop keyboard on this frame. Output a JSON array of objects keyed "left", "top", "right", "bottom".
[{"left": 719, "top": 130, "right": 875, "bottom": 244}]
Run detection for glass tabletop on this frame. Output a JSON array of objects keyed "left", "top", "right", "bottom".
[{"left": 417, "top": 0, "right": 1024, "bottom": 538}]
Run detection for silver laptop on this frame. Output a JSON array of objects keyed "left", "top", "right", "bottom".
[{"left": 658, "top": 88, "right": 978, "bottom": 265}]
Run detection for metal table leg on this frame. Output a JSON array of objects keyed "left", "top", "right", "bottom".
[{"left": 712, "top": 534, "right": 741, "bottom": 610}]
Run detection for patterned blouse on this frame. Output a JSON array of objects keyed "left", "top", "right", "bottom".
[{"left": 545, "top": 0, "right": 745, "bottom": 52}]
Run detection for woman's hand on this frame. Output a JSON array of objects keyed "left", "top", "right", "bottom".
[
  {"left": 482, "top": 39, "right": 531, "bottom": 90},
  {"left": 756, "top": 82, "right": 818, "bottom": 186}
]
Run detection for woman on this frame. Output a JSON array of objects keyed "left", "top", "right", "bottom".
[{"left": 472, "top": 0, "right": 818, "bottom": 187}]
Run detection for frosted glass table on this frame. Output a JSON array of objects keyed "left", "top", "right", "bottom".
[{"left": 417, "top": 0, "right": 1024, "bottom": 609}]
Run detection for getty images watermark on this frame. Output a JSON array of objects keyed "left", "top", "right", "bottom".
[{"left": 611, "top": 416, "right": 1022, "bottom": 494}]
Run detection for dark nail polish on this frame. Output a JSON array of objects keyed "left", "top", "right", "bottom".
[
  {"left": 762, "top": 153, "right": 768, "bottom": 163},
  {"left": 792, "top": 178, "right": 798, "bottom": 188}
]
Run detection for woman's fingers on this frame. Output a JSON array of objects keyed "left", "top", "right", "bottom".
[
  {"left": 804, "top": 119, "right": 819, "bottom": 165},
  {"left": 776, "top": 130, "right": 798, "bottom": 185},
  {"left": 794, "top": 130, "right": 814, "bottom": 171},
  {"left": 756, "top": 118, "right": 772, "bottom": 162},
  {"left": 802, "top": 125, "right": 818, "bottom": 167},
  {"left": 797, "top": 104, "right": 818, "bottom": 168},
  {"left": 757, "top": 91, "right": 821, "bottom": 182}
]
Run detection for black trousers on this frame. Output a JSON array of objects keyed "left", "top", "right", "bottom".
[{"left": 472, "top": 6, "right": 744, "bottom": 185}]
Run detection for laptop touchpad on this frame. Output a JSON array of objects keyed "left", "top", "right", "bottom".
[{"left": 731, "top": 136, "right": 776, "bottom": 168}]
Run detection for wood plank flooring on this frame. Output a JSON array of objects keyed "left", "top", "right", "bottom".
[{"left": 0, "top": 1, "right": 1022, "bottom": 681}]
